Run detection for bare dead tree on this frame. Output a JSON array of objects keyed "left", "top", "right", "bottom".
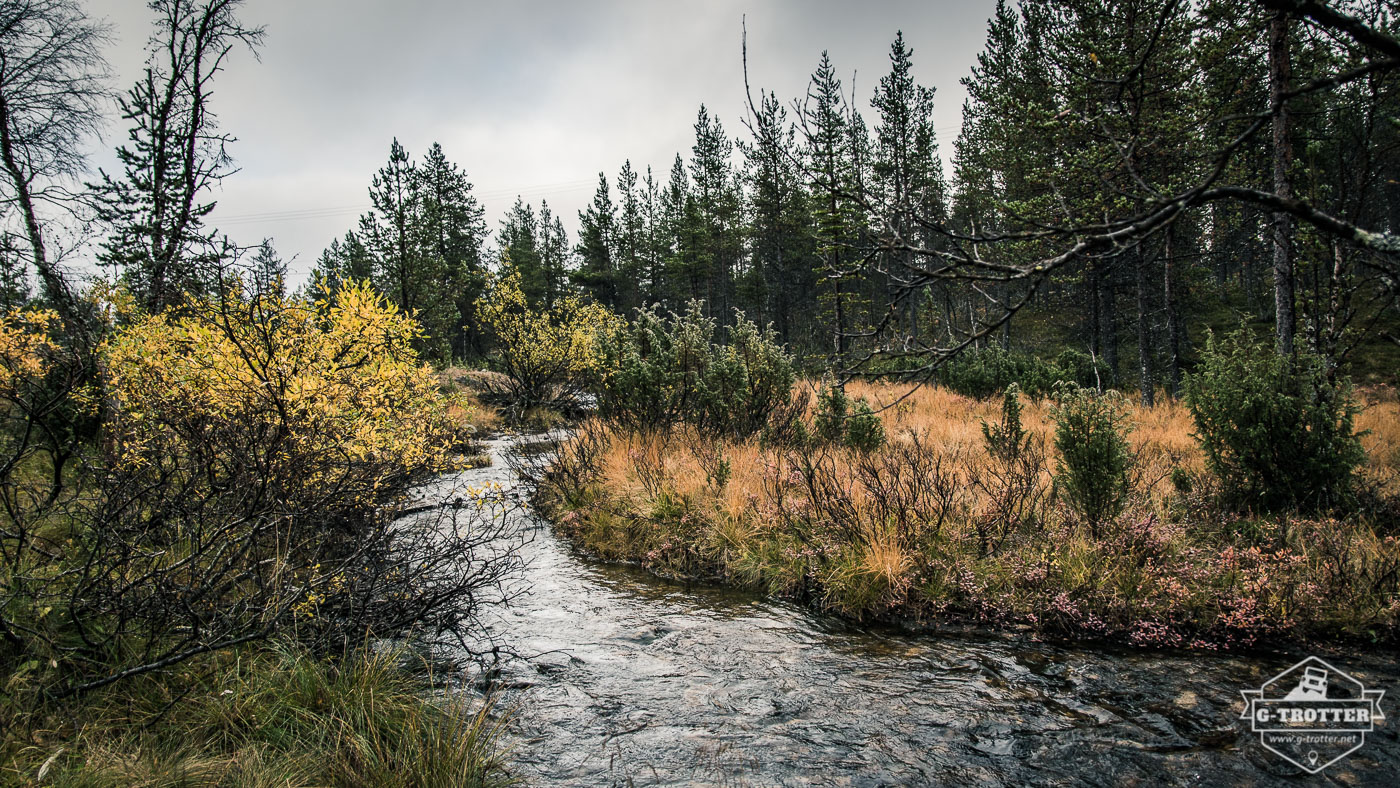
[{"left": 0, "top": 0, "right": 110, "bottom": 330}]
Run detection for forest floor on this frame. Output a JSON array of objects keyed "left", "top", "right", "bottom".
[{"left": 536, "top": 380, "right": 1400, "bottom": 651}]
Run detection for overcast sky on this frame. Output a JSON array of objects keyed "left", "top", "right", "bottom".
[{"left": 86, "top": 0, "right": 998, "bottom": 284}]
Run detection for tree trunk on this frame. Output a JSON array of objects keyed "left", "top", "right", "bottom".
[
  {"left": 1164, "top": 230, "right": 1182, "bottom": 397},
  {"left": 0, "top": 95, "right": 79, "bottom": 331},
  {"left": 1269, "top": 12, "right": 1295, "bottom": 358},
  {"left": 1136, "top": 246, "right": 1154, "bottom": 408},
  {"left": 1100, "top": 259, "right": 1119, "bottom": 386}
]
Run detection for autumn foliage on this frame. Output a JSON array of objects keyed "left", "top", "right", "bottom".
[
  {"left": 104, "top": 281, "right": 469, "bottom": 510},
  {"left": 535, "top": 381, "right": 1400, "bottom": 649},
  {"left": 475, "top": 267, "right": 619, "bottom": 416},
  {"left": 0, "top": 285, "right": 511, "bottom": 699}
]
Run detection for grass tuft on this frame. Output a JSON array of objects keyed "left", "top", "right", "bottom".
[{"left": 2, "top": 643, "right": 513, "bottom": 787}]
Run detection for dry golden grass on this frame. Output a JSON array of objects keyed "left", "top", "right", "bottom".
[
  {"left": 1358, "top": 388, "right": 1400, "bottom": 492},
  {"left": 438, "top": 367, "right": 503, "bottom": 434},
  {"left": 840, "top": 380, "right": 1207, "bottom": 503},
  {"left": 586, "top": 381, "right": 1398, "bottom": 520},
  {"left": 547, "top": 380, "right": 1400, "bottom": 647}
]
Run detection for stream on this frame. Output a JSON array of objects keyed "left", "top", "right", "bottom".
[{"left": 447, "top": 435, "right": 1398, "bottom": 786}]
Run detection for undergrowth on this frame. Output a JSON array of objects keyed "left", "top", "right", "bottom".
[
  {"left": 1, "top": 643, "right": 512, "bottom": 787},
  {"left": 534, "top": 381, "right": 1400, "bottom": 650}
]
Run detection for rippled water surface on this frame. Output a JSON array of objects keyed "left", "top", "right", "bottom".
[{"left": 450, "top": 436, "right": 1398, "bottom": 786}]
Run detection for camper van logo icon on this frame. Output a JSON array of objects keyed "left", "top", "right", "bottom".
[{"left": 1240, "top": 656, "right": 1386, "bottom": 773}]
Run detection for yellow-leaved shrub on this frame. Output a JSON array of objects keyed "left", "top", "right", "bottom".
[
  {"left": 104, "top": 281, "right": 469, "bottom": 509},
  {"left": 0, "top": 308, "right": 61, "bottom": 390},
  {"left": 475, "top": 268, "right": 621, "bottom": 413},
  {"left": 4, "top": 284, "right": 515, "bottom": 699}
]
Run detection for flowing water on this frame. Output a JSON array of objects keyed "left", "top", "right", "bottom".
[{"left": 448, "top": 436, "right": 1398, "bottom": 786}]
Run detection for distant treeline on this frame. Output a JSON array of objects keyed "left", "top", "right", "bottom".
[{"left": 310, "top": 1, "right": 1400, "bottom": 401}]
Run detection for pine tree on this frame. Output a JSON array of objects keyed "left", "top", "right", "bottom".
[
  {"left": 741, "top": 92, "right": 813, "bottom": 344},
  {"left": 537, "top": 199, "right": 570, "bottom": 310},
  {"left": 498, "top": 196, "right": 545, "bottom": 306},
  {"left": 417, "top": 142, "right": 488, "bottom": 360},
  {"left": 245, "top": 238, "right": 284, "bottom": 298},
  {"left": 574, "top": 172, "right": 618, "bottom": 309},
  {"left": 689, "top": 105, "right": 742, "bottom": 323},
  {"left": 872, "top": 31, "right": 948, "bottom": 348},
  {"left": 802, "top": 52, "right": 861, "bottom": 362},
  {"left": 640, "top": 165, "right": 665, "bottom": 306},
  {"left": 662, "top": 152, "right": 705, "bottom": 305},
  {"left": 94, "top": 0, "right": 263, "bottom": 312},
  {"left": 615, "top": 160, "right": 644, "bottom": 313},
  {"left": 310, "top": 230, "right": 372, "bottom": 304}
]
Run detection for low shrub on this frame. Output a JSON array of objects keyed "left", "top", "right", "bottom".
[
  {"left": 1184, "top": 329, "right": 1365, "bottom": 513},
  {"left": 845, "top": 398, "right": 886, "bottom": 453},
  {"left": 939, "top": 346, "right": 1107, "bottom": 400},
  {"left": 595, "top": 301, "right": 796, "bottom": 438},
  {"left": 536, "top": 381, "right": 1400, "bottom": 647},
  {"left": 475, "top": 267, "right": 620, "bottom": 418},
  {"left": 981, "top": 383, "right": 1031, "bottom": 463},
  {"left": 2, "top": 285, "right": 520, "bottom": 698},
  {"left": 1052, "top": 383, "right": 1133, "bottom": 537},
  {"left": 814, "top": 384, "right": 849, "bottom": 443},
  {"left": 971, "top": 384, "right": 1050, "bottom": 555},
  {"left": 812, "top": 383, "right": 885, "bottom": 452}
]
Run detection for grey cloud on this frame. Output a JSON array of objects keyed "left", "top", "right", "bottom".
[{"left": 84, "top": 0, "right": 996, "bottom": 282}]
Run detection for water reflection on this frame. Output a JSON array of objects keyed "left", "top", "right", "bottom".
[{"left": 456, "top": 436, "right": 1398, "bottom": 786}]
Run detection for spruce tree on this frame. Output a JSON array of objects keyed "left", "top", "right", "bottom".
[
  {"left": 872, "top": 30, "right": 947, "bottom": 348},
  {"left": 498, "top": 197, "right": 545, "bottom": 306},
  {"left": 574, "top": 172, "right": 618, "bottom": 309},
  {"left": 689, "top": 106, "right": 742, "bottom": 323}
]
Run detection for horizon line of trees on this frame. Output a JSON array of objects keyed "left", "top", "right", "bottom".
[
  {"left": 311, "top": 3, "right": 1400, "bottom": 404},
  {"left": 2, "top": 0, "right": 1396, "bottom": 407}
]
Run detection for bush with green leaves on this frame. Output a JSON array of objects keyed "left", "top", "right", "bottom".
[
  {"left": 1183, "top": 329, "right": 1364, "bottom": 513},
  {"left": 844, "top": 398, "right": 886, "bottom": 452},
  {"left": 594, "top": 301, "right": 795, "bottom": 438},
  {"left": 1053, "top": 349, "right": 1112, "bottom": 390},
  {"left": 982, "top": 383, "right": 1031, "bottom": 463},
  {"left": 814, "top": 384, "right": 850, "bottom": 443},
  {"left": 939, "top": 346, "right": 1104, "bottom": 400},
  {"left": 1052, "top": 383, "right": 1133, "bottom": 537},
  {"left": 811, "top": 383, "right": 885, "bottom": 452}
]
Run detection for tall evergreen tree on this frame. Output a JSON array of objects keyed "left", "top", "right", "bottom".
[
  {"left": 741, "top": 92, "right": 813, "bottom": 343},
  {"left": 537, "top": 199, "right": 570, "bottom": 310},
  {"left": 498, "top": 196, "right": 545, "bottom": 306},
  {"left": 615, "top": 160, "right": 644, "bottom": 313},
  {"left": 245, "top": 238, "right": 284, "bottom": 298},
  {"left": 689, "top": 106, "right": 742, "bottom": 323},
  {"left": 802, "top": 52, "right": 864, "bottom": 362},
  {"left": 574, "top": 172, "right": 618, "bottom": 309},
  {"left": 872, "top": 31, "right": 947, "bottom": 347},
  {"left": 418, "top": 141, "right": 489, "bottom": 359},
  {"left": 94, "top": 0, "right": 263, "bottom": 312}
]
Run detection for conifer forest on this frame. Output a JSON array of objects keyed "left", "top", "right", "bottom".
[{"left": 2, "top": 0, "right": 1400, "bottom": 785}]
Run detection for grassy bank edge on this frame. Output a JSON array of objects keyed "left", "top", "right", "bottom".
[
  {"left": 1, "top": 641, "right": 513, "bottom": 787},
  {"left": 530, "top": 393, "right": 1399, "bottom": 654}
]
